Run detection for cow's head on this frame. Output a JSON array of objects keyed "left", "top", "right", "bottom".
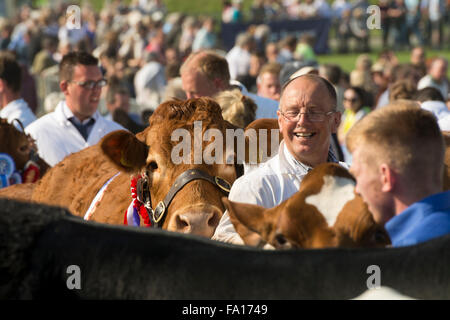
[
  {"left": 0, "top": 118, "right": 50, "bottom": 181},
  {"left": 224, "top": 163, "right": 391, "bottom": 249},
  {"left": 100, "top": 98, "right": 241, "bottom": 237}
]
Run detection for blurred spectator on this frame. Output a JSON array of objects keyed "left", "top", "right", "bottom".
[
  {"left": 319, "top": 63, "right": 345, "bottom": 113},
  {"left": 0, "top": 19, "right": 13, "bottom": 50},
  {"left": 350, "top": 54, "right": 377, "bottom": 96},
  {"left": 378, "top": 0, "right": 391, "bottom": 47},
  {"left": 388, "top": 79, "right": 418, "bottom": 101},
  {"left": 192, "top": 17, "right": 216, "bottom": 52},
  {"left": 350, "top": 6, "right": 370, "bottom": 52},
  {"left": 31, "top": 36, "right": 58, "bottom": 75},
  {"left": 423, "top": 0, "right": 446, "bottom": 49},
  {"left": 405, "top": 0, "right": 424, "bottom": 47},
  {"left": 256, "top": 62, "right": 282, "bottom": 101},
  {"left": 417, "top": 57, "right": 449, "bottom": 100},
  {"left": 0, "top": 51, "right": 36, "bottom": 128},
  {"left": 298, "top": 0, "right": 318, "bottom": 19},
  {"left": 265, "top": 42, "right": 279, "bottom": 63},
  {"left": 250, "top": 0, "right": 266, "bottom": 23},
  {"left": 214, "top": 88, "right": 257, "bottom": 128},
  {"left": 314, "top": 0, "right": 333, "bottom": 18},
  {"left": 180, "top": 50, "right": 278, "bottom": 119},
  {"left": 178, "top": 16, "right": 197, "bottom": 56},
  {"left": 410, "top": 46, "right": 427, "bottom": 78},
  {"left": 338, "top": 86, "right": 372, "bottom": 162},
  {"left": 134, "top": 51, "right": 166, "bottom": 111},
  {"left": 371, "top": 61, "right": 390, "bottom": 108},
  {"left": 414, "top": 87, "right": 450, "bottom": 121},
  {"left": 388, "top": 0, "right": 407, "bottom": 50},
  {"left": 226, "top": 32, "right": 255, "bottom": 80},
  {"left": 277, "top": 35, "right": 296, "bottom": 64},
  {"left": 335, "top": 8, "right": 352, "bottom": 53},
  {"left": 222, "top": 0, "right": 243, "bottom": 23},
  {"left": 253, "top": 24, "right": 271, "bottom": 53},
  {"left": 163, "top": 62, "right": 186, "bottom": 102},
  {"left": 295, "top": 33, "right": 316, "bottom": 62},
  {"left": 236, "top": 51, "right": 267, "bottom": 93},
  {"left": 105, "top": 80, "right": 145, "bottom": 134},
  {"left": 376, "top": 63, "right": 423, "bottom": 108}
]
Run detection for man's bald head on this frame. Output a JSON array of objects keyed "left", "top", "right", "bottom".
[{"left": 281, "top": 74, "right": 337, "bottom": 112}]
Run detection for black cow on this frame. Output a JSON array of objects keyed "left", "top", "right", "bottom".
[{"left": 1, "top": 199, "right": 449, "bottom": 299}]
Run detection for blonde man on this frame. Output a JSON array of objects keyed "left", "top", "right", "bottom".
[
  {"left": 214, "top": 89, "right": 256, "bottom": 128},
  {"left": 347, "top": 100, "right": 450, "bottom": 247}
]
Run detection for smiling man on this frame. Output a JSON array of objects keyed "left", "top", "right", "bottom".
[
  {"left": 213, "top": 74, "right": 343, "bottom": 244},
  {"left": 26, "top": 52, "right": 124, "bottom": 166}
]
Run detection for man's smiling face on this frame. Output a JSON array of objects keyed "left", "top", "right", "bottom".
[{"left": 277, "top": 76, "right": 340, "bottom": 167}]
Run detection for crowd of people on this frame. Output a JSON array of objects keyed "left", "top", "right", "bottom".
[{"left": 0, "top": 1, "right": 450, "bottom": 249}]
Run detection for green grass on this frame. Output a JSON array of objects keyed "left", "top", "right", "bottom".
[{"left": 317, "top": 50, "right": 450, "bottom": 78}]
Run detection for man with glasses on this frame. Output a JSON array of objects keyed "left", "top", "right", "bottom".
[
  {"left": 213, "top": 74, "right": 343, "bottom": 245},
  {"left": 26, "top": 52, "right": 124, "bottom": 166}
]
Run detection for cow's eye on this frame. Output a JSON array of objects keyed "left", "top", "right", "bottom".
[
  {"left": 148, "top": 161, "right": 158, "bottom": 171},
  {"left": 373, "top": 229, "right": 388, "bottom": 244},
  {"left": 274, "top": 233, "right": 287, "bottom": 246}
]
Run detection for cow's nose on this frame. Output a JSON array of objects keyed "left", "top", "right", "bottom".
[{"left": 173, "top": 207, "right": 221, "bottom": 238}]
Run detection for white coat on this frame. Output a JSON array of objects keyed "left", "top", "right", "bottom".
[
  {"left": 25, "top": 101, "right": 125, "bottom": 166},
  {"left": 0, "top": 98, "right": 36, "bottom": 129}
]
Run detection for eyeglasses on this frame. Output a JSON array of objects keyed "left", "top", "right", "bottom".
[
  {"left": 69, "top": 79, "right": 107, "bottom": 90},
  {"left": 280, "top": 110, "right": 335, "bottom": 122},
  {"left": 343, "top": 97, "right": 358, "bottom": 103}
]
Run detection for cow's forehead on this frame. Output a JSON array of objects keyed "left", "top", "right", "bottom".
[{"left": 305, "top": 175, "right": 356, "bottom": 227}]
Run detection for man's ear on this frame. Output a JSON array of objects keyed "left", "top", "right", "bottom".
[
  {"left": 0, "top": 79, "right": 5, "bottom": 92},
  {"left": 213, "top": 77, "right": 226, "bottom": 91},
  {"left": 60, "top": 80, "right": 69, "bottom": 95},
  {"left": 379, "top": 163, "right": 395, "bottom": 193},
  {"left": 331, "top": 111, "right": 341, "bottom": 134}
]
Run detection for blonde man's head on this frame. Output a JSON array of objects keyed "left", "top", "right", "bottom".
[
  {"left": 346, "top": 100, "right": 445, "bottom": 188},
  {"left": 214, "top": 89, "right": 257, "bottom": 128}
]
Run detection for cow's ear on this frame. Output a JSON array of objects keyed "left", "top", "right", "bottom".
[
  {"left": 101, "top": 130, "right": 148, "bottom": 173},
  {"left": 222, "top": 198, "right": 276, "bottom": 246}
]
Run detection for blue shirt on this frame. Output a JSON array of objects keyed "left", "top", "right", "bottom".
[{"left": 386, "top": 191, "right": 450, "bottom": 247}]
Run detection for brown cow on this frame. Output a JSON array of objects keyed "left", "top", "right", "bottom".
[
  {"left": 0, "top": 118, "right": 50, "bottom": 201},
  {"left": 223, "top": 163, "right": 391, "bottom": 249},
  {"left": 31, "top": 98, "right": 242, "bottom": 237}
]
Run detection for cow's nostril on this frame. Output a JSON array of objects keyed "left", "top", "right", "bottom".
[
  {"left": 175, "top": 214, "right": 190, "bottom": 231},
  {"left": 207, "top": 211, "right": 220, "bottom": 228}
]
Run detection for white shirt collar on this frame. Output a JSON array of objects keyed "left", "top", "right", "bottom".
[{"left": 61, "top": 100, "right": 99, "bottom": 125}]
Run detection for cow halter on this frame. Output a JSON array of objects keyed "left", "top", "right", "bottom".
[{"left": 133, "top": 169, "right": 232, "bottom": 228}]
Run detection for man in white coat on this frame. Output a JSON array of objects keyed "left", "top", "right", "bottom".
[
  {"left": 0, "top": 51, "right": 36, "bottom": 129},
  {"left": 26, "top": 52, "right": 124, "bottom": 167},
  {"left": 180, "top": 50, "right": 279, "bottom": 120},
  {"left": 212, "top": 74, "right": 343, "bottom": 245}
]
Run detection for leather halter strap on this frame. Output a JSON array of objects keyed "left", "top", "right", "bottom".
[{"left": 137, "top": 169, "right": 232, "bottom": 228}]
